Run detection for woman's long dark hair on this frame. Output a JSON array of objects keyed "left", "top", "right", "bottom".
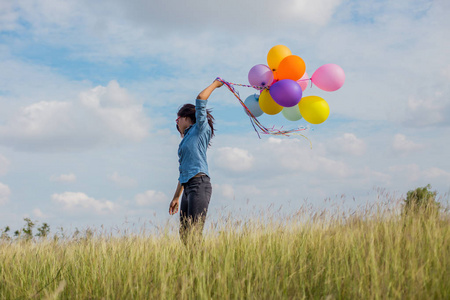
[{"left": 177, "top": 103, "right": 215, "bottom": 145}]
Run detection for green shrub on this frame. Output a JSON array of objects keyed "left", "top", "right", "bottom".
[{"left": 403, "top": 184, "right": 440, "bottom": 216}]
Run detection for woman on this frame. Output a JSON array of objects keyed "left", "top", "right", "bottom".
[{"left": 169, "top": 79, "right": 223, "bottom": 243}]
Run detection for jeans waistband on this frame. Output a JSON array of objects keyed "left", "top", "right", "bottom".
[
  {"left": 183, "top": 174, "right": 210, "bottom": 187},
  {"left": 194, "top": 172, "right": 207, "bottom": 178}
]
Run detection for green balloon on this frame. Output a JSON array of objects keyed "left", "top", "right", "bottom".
[{"left": 282, "top": 105, "right": 302, "bottom": 121}]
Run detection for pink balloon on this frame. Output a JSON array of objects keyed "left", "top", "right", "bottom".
[
  {"left": 296, "top": 72, "right": 309, "bottom": 91},
  {"left": 311, "top": 64, "right": 345, "bottom": 92}
]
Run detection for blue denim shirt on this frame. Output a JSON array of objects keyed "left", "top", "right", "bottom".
[{"left": 178, "top": 99, "right": 211, "bottom": 184}]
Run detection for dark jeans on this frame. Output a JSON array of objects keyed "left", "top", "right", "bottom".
[{"left": 180, "top": 175, "right": 212, "bottom": 244}]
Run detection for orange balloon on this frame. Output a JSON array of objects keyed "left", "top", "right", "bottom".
[{"left": 277, "top": 55, "right": 306, "bottom": 81}]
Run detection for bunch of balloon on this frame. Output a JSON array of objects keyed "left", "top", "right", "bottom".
[{"left": 245, "top": 45, "right": 345, "bottom": 125}]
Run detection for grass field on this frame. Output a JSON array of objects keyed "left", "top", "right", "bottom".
[{"left": 1, "top": 200, "right": 449, "bottom": 299}]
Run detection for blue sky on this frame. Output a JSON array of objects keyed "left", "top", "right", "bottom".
[{"left": 0, "top": 0, "right": 449, "bottom": 233}]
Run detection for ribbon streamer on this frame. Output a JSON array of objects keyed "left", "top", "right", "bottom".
[{"left": 216, "top": 77, "right": 311, "bottom": 148}]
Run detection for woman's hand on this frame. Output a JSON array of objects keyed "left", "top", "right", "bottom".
[
  {"left": 214, "top": 79, "right": 224, "bottom": 88},
  {"left": 169, "top": 198, "right": 179, "bottom": 215},
  {"left": 197, "top": 79, "right": 224, "bottom": 100}
]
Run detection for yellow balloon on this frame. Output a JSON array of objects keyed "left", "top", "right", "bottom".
[
  {"left": 267, "top": 45, "right": 292, "bottom": 71},
  {"left": 259, "top": 90, "right": 283, "bottom": 115},
  {"left": 298, "top": 96, "right": 330, "bottom": 124}
]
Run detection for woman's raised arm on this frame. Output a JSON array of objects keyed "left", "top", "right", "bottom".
[{"left": 197, "top": 79, "right": 223, "bottom": 101}]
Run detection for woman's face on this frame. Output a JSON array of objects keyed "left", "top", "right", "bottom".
[{"left": 176, "top": 115, "right": 191, "bottom": 137}]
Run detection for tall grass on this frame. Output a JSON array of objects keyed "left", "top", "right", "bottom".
[{"left": 1, "top": 201, "right": 449, "bottom": 299}]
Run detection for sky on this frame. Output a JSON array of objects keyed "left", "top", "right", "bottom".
[{"left": 0, "top": 0, "right": 449, "bottom": 234}]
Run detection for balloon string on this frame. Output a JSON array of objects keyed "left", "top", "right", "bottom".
[
  {"left": 216, "top": 77, "right": 312, "bottom": 148},
  {"left": 225, "top": 78, "right": 312, "bottom": 91},
  {"left": 223, "top": 82, "right": 267, "bottom": 91}
]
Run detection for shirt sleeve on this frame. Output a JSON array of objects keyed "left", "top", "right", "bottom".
[{"left": 195, "top": 98, "right": 208, "bottom": 129}]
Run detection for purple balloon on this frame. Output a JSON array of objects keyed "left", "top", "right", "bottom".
[
  {"left": 248, "top": 64, "right": 274, "bottom": 88},
  {"left": 269, "top": 79, "right": 303, "bottom": 107}
]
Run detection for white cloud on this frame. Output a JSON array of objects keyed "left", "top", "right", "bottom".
[
  {"left": 402, "top": 92, "right": 450, "bottom": 127},
  {"left": 0, "top": 59, "right": 90, "bottom": 123},
  {"left": 423, "top": 167, "right": 450, "bottom": 182},
  {"left": 331, "top": 133, "right": 367, "bottom": 156},
  {"left": 135, "top": 190, "right": 168, "bottom": 206},
  {"left": 211, "top": 183, "right": 263, "bottom": 203},
  {"left": 389, "top": 164, "right": 420, "bottom": 181},
  {"left": 213, "top": 183, "right": 235, "bottom": 200},
  {"left": 0, "top": 0, "right": 344, "bottom": 69},
  {"left": 214, "top": 147, "right": 254, "bottom": 172},
  {"left": 1, "top": 0, "right": 345, "bottom": 41},
  {"left": 0, "top": 0, "right": 19, "bottom": 31},
  {"left": 0, "top": 154, "right": 10, "bottom": 176},
  {"left": 263, "top": 137, "right": 351, "bottom": 178},
  {"left": 108, "top": 172, "right": 138, "bottom": 188},
  {"left": 387, "top": 164, "right": 450, "bottom": 184},
  {"left": 392, "top": 134, "right": 424, "bottom": 154},
  {"left": 32, "top": 208, "right": 48, "bottom": 219},
  {"left": 3, "top": 0, "right": 81, "bottom": 34},
  {"left": 0, "top": 0, "right": 348, "bottom": 78},
  {"left": 359, "top": 167, "right": 391, "bottom": 186},
  {"left": 0, "top": 80, "right": 150, "bottom": 151},
  {"left": 81, "top": 0, "right": 343, "bottom": 37},
  {"left": 0, "top": 182, "right": 11, "bottom": 205},
  {"left": 240, "top": 185, "right": 262, "bottom": 197},
  {"left": 288, "top": 0, "right": 343, "bottom": 26},
  {"left": 79, "top": 81, "right": 149, "bottom": 140},
  {"left": 442, "top": 64, "right": 450, "bottom": 80},
  {"left": 52, "top": 192, "right": 117, "bottom": 214},
  {"left": 50, "top": 173, "right": 77, "bottom": 183},
  {"left": 127, "top": 0, "right": 341, "bottom": 29}
]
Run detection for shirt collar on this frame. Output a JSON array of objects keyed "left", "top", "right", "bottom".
[{"left": 184, "top": 124, "right": 193, "bottom": 135}]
